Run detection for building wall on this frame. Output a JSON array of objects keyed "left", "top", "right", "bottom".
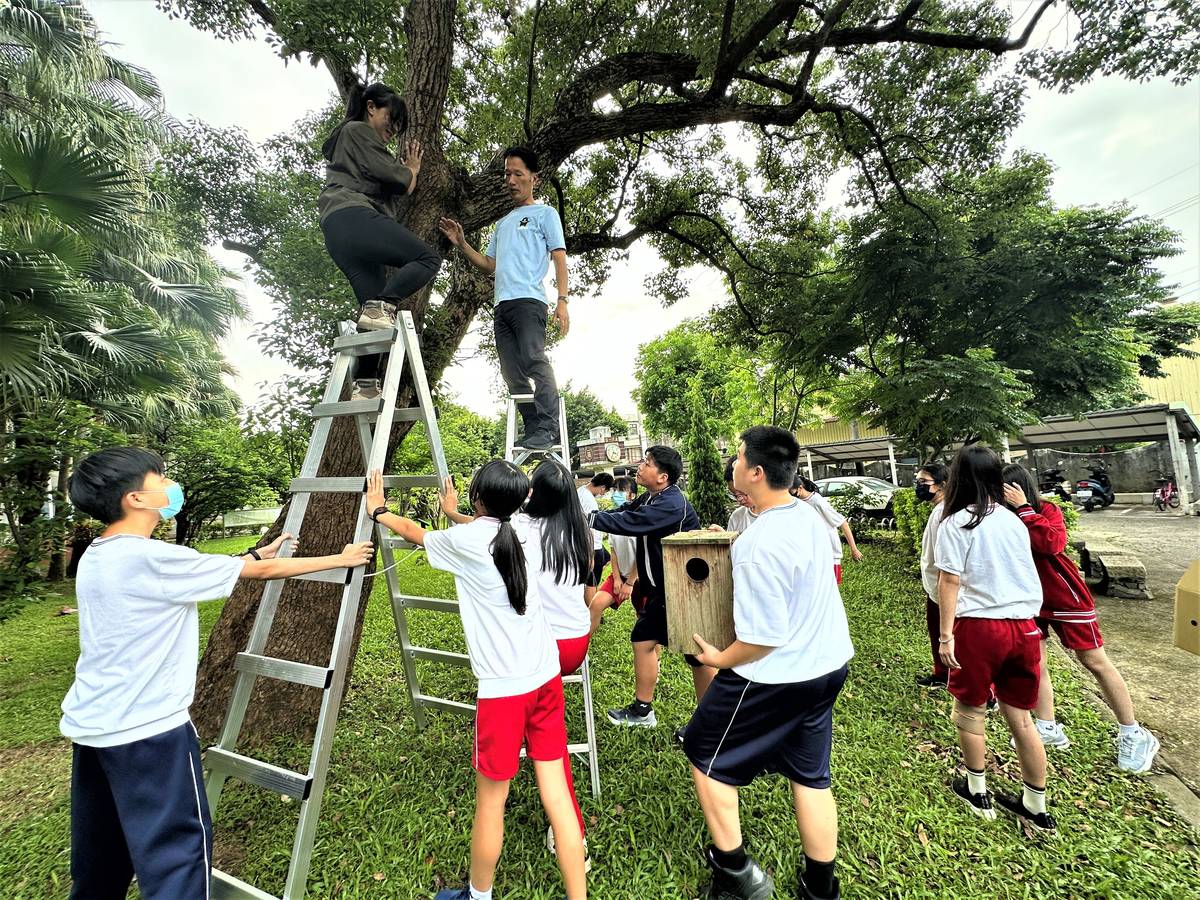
[
  {"left": 1139, "top": 340, "right": 1200, "bottom": 413},
  {"left": 793, "top": 417, "right": 890, "bottom": 445}
]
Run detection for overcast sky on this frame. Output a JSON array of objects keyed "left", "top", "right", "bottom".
[{"left": 89, "top": 1, "right": 1199, "bottom": 420}]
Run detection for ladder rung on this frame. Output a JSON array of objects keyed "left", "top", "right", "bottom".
[
  {"left": 290, "top": 476, "right": 363, "bottom": 493},
  {"left": 204, "top": 747, "right": 312, "bottom": 800},
  {"left": 395, "top": 593, "right": 459, "bottom": 613},
  {"left": 311, "top": 398, "right": 384, "bottom": 418},
  {"left": 408, "top": 646, "right": 471, "bottom": 666},
  {"left": 415, "top": 694, "right": 476, "bottom": 715},
  {"left": 332, "top": 329, "right": 397, "bottom": 355},
  {"left": 383, "top": 475, "right": 442, "bottom": 488},
  {"left": 562, "top": 673, "right": 583, "bottom": 684},
  {"left": 235, "top": 652, "right": 333, "bottom": 689},
  {"left": 513, "top": 442, "right": 565, "bottom": 451},
  {"left": 291, "top": 567, "right": 351, "bottom": 585},
  {"left": 521, "top": 742, "right": 590, "bottom": 759},
  {"left": 212, "top": 869, "right": 279, "bottom": 900},
  {"left": 394, "top": 407, "right": 424, "bottom": 421},
  {"left": 383, "top": 536, "right": 421, "bottom": 551}
]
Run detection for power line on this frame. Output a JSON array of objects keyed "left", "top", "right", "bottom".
[
  {"left": 1146, "top": 194, "right": 1199, "bottom": 219},
  {"left": 1127, "top": 162, "right": 1200, "bottom": 200}
]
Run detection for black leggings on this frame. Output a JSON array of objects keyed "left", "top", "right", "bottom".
[{"left": 321, "top": 205, "right": 441, "bottom": 378}]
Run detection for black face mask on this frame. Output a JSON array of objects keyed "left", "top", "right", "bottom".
[{"left": 915, "top": 483, "right": 934, "bottom": 503}]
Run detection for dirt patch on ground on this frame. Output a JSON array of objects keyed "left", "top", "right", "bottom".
[
  {"left": 1076, "top": 507, "right": 1200, "bottom": 792},
  {"left": 0, "top": 741, "right": 71, "bottom": 827}
]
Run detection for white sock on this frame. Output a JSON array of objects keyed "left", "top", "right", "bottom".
[
  {"left": 1118, "top": 722, "right": 1141, "bottom": 736},
  {"left": 966, "top": 768, "right": 987, "bottom": 795},
  {"left": 1035, "top": 718, "right": 1057, "bottom": 732},
  {"left": 469, "top": 884, "right": 493, "bottom": 900},
  {"left": 1022, "top": 783, "right": 1047, "bottom": 815}
]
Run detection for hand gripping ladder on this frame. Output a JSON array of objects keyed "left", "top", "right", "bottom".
[{"left": 203, "top": 311, "right": 449, "bottom": 900}]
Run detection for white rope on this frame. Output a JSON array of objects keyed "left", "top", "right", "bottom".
[
  {"left": 1034, "top": 445, "right": 1152, "bottom": 458},
  {"left": 363, "top": 546, "right": 422, "bottom": 578}
]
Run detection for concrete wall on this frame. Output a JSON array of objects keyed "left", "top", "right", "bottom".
[{"left": 1024, "top": 442, "right": 1178, "bottom": 493}]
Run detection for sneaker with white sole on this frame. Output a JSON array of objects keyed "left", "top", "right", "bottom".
[
  {"left": 1011, "top": 721, "right": 1070, "bottom": 751},
  {"left": 700, "top": 846, "right": 774, "bottom": 900},
  {"left": 356, "top": 299, "right": 397, "bottom": 331},
  {"left": 950, "top": 776, "right": 996, "bottom": 821},
  {"left": 994, "top": 791, "right": 1057, "bottom": 834},
  {"left": 606, "top": 701, "right": 657, "bottom": 727},
  {"left": 1116, "top": 727, "right": 1160, "bottom": 773},
  {"left": 545, "top": 824, "right": 592, "bottom": 873},
  {"left": 350, "top": 378, "right": 382, "bottom": 402}
]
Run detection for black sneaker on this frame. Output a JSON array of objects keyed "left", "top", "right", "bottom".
[
  {"left": 995, "top": 792, "right": 1057, "bottom": 834},
  {"left": 674, "top": 725, "right": 687, "bottom": 748},
  {"left": 987, "top": 696, "right": 998, "bottom": 712},
  {"left": 915, "top": 673, "right": 948, "bottom": 690},
  {"left": 797, "top": 869, "right": 841, "bottom": 900},
  {"left": 701, "top": 847, "right": 774, "bottom": 900},
  {"left": 607, "top": 701, "right": 657, "bottom": 727},
  {"left": 950, "top": 776, "right": 996, "bottom": 821},
  {"left": 521, "top": 429, "right": 555, "bottom": 450}
]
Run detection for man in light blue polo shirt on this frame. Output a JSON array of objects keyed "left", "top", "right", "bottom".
[{"left": 440, "top": 147, "right": 570, "bottom": 449}]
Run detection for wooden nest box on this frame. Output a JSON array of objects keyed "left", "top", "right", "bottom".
[{"left": 662, "top": 530, "right": 736, "bottom": 655}]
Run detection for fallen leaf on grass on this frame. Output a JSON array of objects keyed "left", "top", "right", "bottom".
[
  {"left": 373, "top": 872, "right": 385, "bottom": 881},
  {"left": 916, "top": 824, "right": 929, "bottom": 847},
  {"left": 860, "top": 796, "right": 871, "bottom": 808}
]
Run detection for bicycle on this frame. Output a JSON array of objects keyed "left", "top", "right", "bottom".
[{"left": 1153, "top": 474, "right": 1180, "bottom": 511}]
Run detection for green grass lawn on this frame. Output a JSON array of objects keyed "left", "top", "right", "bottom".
[{"left": 1, "top": 540, "right": 1197, "bottom": 898}]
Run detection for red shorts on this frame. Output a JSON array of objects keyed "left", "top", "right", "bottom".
[
  {"left": 1038, "top": 614, "right": 1104, "bottom": 651},
  {"left": 474, "top": 676, "right": 566, "bottom": 781},
  {"left": 834, "top": 564, "right": 842, "bottom": 585},
  {"left": 557, "top": 634, "right": 590, "bottom": 676},
  {"left": 600, "top": 574, "right": 646, "bottom": 614},
  {"left": 948, "top": 617, "right": 1042, "bottom": 710}
]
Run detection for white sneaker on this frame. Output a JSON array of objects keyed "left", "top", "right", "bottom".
[
  {"left": 350, "top": 379, "right": 382, "bottom": 402},
  {"left": 1011, "top": 722, "right": 1070, "bottom": 750},
  {"left": 356, "top": 300, "right": 397, "bottom": 331},
  {"left": 546, "top": 824, "right": 592, "bottom": 872},
  {"left": 1117, "top": 728, "right": 1160, "bottom": 773}
]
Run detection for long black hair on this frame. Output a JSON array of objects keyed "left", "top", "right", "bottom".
[
  {"left": 943, "top": 445, "right": 1004, "bottom": 530},
  {"left": 469, "top": 460, "right": 531, "bottom": 614},
  {"left": 525, "top": 460, "right": 592, "bottom": 586},
  {"left": 1002, "top": 463, "right": 1042, "bottom": 513},
  {"left": 321, "top": 81, "right": 408, "bottom": 160}
]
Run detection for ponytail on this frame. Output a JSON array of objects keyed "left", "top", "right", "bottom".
[
  {"left": 321, "top": 81, "right": 408, "bottom": 160},
  {"left": 468, "top": 460, "right": 533, "bottom": 615}
]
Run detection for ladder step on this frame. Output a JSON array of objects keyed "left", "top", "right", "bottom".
[
  {"left": 408, "top": 646, "right": 471, "bottom": 666},
  {"left": 562, "top": 673, "right": 583, "bottom": 684},
  {"left": 290, "top": 475, "right": 442, "bottom": 493},
  {"left": 509, "top": 393, "right": 535, "bottom": 402},
  {"left": 521, "top": 742, "right": 590, "bottom": 759},
  {"left": 394, "top": 407, "right": 424, "bottom": 421},
  {"left": 415, "top": 693, "right": 476, "bottom": 715},
  {"left": 332, "top": 329, "right": 397, "bottom": 355},
  {"left": 212, "top": 868, "right": 280, "bottom": 900},
  {"left": 310, "top": 398, "right": 384, "bottom": 418},
  {"left": 204, "top": 747, "right": 312, "bottom": 800},
  {"left": 394, "top": 593, "right": 460, "bottom": 613},
  {"left": 235, "top": 652, "right": 333, "bottom": 689},
  {"left": 291, "top": 567, "right": 352, "bottom": 585},
  {"left": 383, "top": 536, "right": 421, "bottom": 551}
]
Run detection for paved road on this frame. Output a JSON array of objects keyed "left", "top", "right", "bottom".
[{"left": 1074, "top": 506, "right": 1200, "bottom": 791}]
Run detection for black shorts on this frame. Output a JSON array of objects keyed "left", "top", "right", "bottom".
[
  {"left": 630, "top": 595, "right": 703, "bottom": 668},
  {"left": 587, "top": 548, "right": 610, "bottom": 588},
  {"left": 684, "top": 664, "right": 848, "bottom": 788}
]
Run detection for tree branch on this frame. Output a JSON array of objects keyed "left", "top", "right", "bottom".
[
  {"left": 221, "top": 239, "right": 264, "bottom": 265},
  {"left": 523, "top": 0, "right": 544, "bottom": 140}
]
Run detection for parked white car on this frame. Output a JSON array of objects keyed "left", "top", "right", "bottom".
[{"left": 814, "top": 476, "right": 901, "bottom": 515}]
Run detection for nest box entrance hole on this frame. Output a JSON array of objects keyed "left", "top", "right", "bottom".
[{"left": 685, "top": 557, "right": 710, "bottom": 583}]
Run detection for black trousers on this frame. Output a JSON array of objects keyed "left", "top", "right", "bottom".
[
  {"left": 495, "top": 298, "right": 559, "bottom": 436},
  {"left": 69, "top": 722, "right": 212, "bottom": 900},
  {"left": 321, "top": 205, "right": 441, "bottom": 379}
]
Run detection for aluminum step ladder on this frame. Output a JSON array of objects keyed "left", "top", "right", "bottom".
[
  {"left": 204, "top": 311, "right": 449, "bottom": 900},
  {"left": 388, "top": 389, "right": 601, "bottom": 798},
  {"left": 505, "top": 391, "right": 571, "bottom": 469}
]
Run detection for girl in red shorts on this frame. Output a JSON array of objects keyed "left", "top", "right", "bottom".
[
  {"left": 1001, "top": 465, "right": 1159, "bottom": 772},
  {"left": 934, "top": 446, "right": 1056, "bottom": 833},
  {"left": 368, "top": 462, "right": 586, "bottom": 900}
]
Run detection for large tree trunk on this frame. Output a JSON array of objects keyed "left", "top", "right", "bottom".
[{"left": 191, "top": 0, "right": 495, "bottom": 745}]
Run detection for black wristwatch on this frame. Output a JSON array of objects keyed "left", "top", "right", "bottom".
[
  {"left": 369, "top": 506, "right": 389, "bottom": 523},
  {"left": 236, "top": 548, "right": 261, "bottom": 561}
]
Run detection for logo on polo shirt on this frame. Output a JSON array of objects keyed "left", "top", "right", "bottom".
[{"left": 519, "top": 216, "right": 529, "bottom": 228}]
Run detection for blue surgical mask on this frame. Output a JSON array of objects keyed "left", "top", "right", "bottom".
[
  {"left": 151, "top": 482, "right": 186, "bottom": 520},
  {"left": 611, "top": 490, "right": 627, "bottom": 506}
]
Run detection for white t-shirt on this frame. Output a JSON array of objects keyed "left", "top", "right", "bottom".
[
  {"left": 610, "top": 534, "right": 637, "bottom": 577},
  {"left": 726, "top": 505, "right": 758, "bottom": 534},
  {"left": 424, "top": 517, "right": 559, "bottom": 698},
  {"left": 803, "top": 492, "right": 847, "bottom": 561},
  {"left": 576, "top": 485, "right": 604, "bottom": 550},
  {"left": 934, "top": 504, "right": 1043, "bottom": 620},
  {"left": 60, "top": 534, "right": 243, "bottom": 747},
  {"left": 731, "top": 500, "right": 854, "bottom": 684},
  {"left": 920, "top": 503, "right": 945, "bottom": 600},
  {"left": 521, "top": 515, "right": 590, "bottom": 640}
]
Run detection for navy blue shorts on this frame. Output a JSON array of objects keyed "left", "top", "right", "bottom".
[
  {"left": 629, "top": 594, "right": 703, "bottom": 667},
  {"left": 684, "top": 665, "right": 848, "bottom": 788}
]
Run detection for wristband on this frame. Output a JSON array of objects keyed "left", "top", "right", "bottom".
[
  {"left": 557, "top": 294, "right": 569, "bottom": 303},
  {"left": 237, "top": 548, "right": 261, "bottom": 561},
  {"left": 938, "top": 636, "right": 953, "bottom": 644},
  {"left": 369, "top": 506, "right": 389, "bottom": 523}
]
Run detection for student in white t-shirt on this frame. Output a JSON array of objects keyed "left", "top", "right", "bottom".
[
  {"left": 62, "top": 448, "right": 373, "bottom": 900},
  {"left": 686, "top": 427, "right": 854, "bottom": 900},
  {"left": 586, "top": 478, "right": 641, "bottom": 634},
  {"left": 934, "top": 445, "right": 1055, "bottom": 835},
  {"left": 366, "top": 462, "right": 586, "bottom": 900},
  {"left": 790, "top": 476, "right": 862, "bottom": 584},
  {"left": 575, "top": 472, "right": 614, "bottom": 601},
  {"left": 708, "top": 458, "right": 758, "bottom": 534}
]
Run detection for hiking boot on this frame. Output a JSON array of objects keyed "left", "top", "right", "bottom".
[
  {"left": 915, "top": 673, "right": 948, "bottom": 690},
  {"left": 351, "top": 379, "right": 382, "bottom": 402},
  {"left": 1116, "top": 727, "right": 1160, "bottom": 773},
  {"left": 1011, "top": 722, "right": 1070, "bottom": 751},
  {"left": 545, "top": 824, "right": 592, "bottom": 873},
  {"left": 797, "top": 868, "right": 841, "bottom": 900},
  {"left": 995, "top": 791, "right": 1057, "bottom": 834},
  {"left": 356, "top": 299, "right": 397, "bottom": 332},
  {"left": 700, "top": 847, "right": 773, "bottom": 900},
  {"left": 607, "top": 701, "right": 657, "bottom": 728},
  {"left": 950, "top": 776, "right": 996, "bottom": 821}
]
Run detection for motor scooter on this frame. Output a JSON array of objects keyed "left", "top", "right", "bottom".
[
  {"left": 1037, "top": 464, "right": 1072, "bottom": 502},
  {"left": 1075, "top": 462, "right": 1115, "bottom": 512}
]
